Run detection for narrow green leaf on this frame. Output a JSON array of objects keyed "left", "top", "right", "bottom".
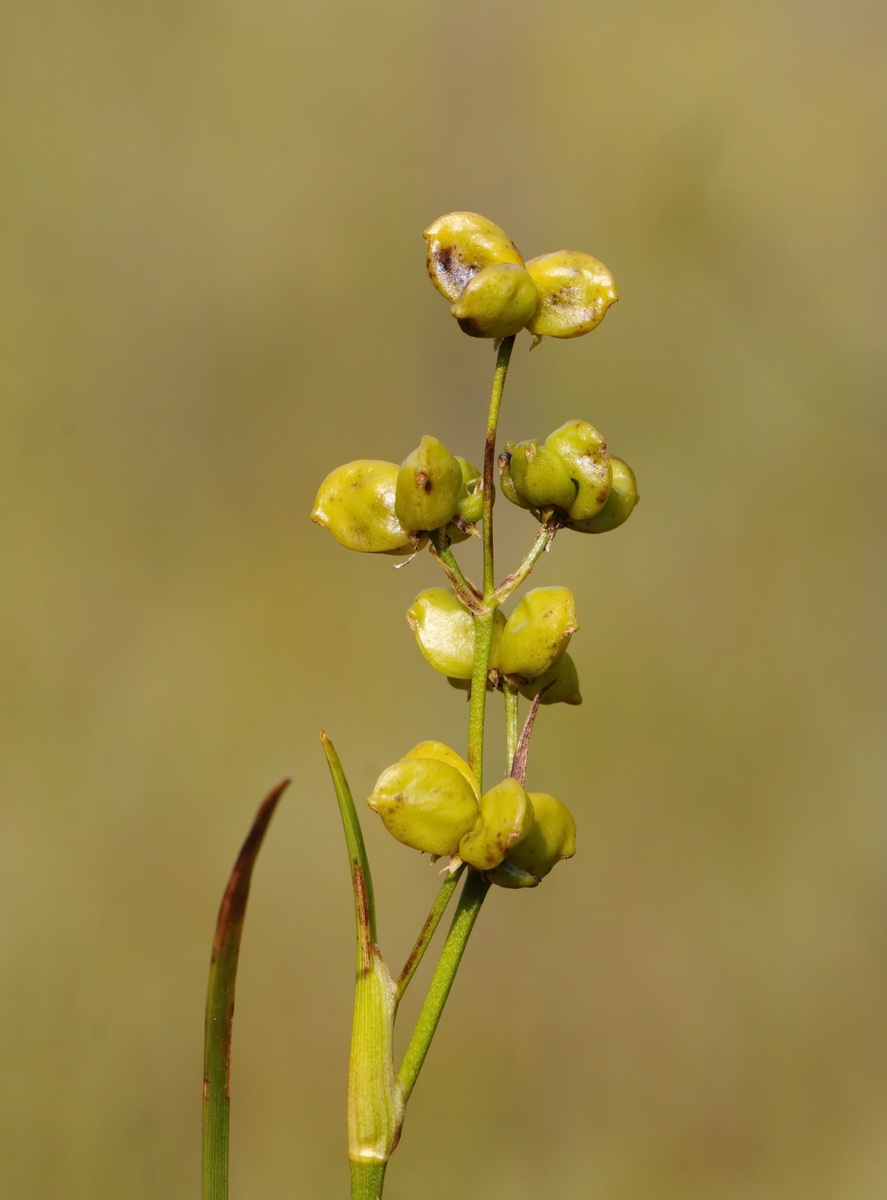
[
  {"left": 202, "top": 778, "right": 290, "bottom": 1200},
  {"left": 321, "top": 731, "right": 377, "bottom": 951},
  {"left": 321, "top": 733, "right": 404, "bottom": 1169}
]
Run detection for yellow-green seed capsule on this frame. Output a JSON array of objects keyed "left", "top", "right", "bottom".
[
  {"left": 545, "top": 420, "right": 612, "bottom": 521},
  {"left": 450, "top": 263, "right": 538, "bottom": 339},
  {"left": 484, "top": 860, "right": 541, "bottom": 888},
  {"left": 458, "top": 777, "right": 535, "bottom": 872},
  {"left": 518, "top": 652, "right": 582, "bottom": 706},
  {"left": 445, "top": 457, "right": 484, "bottom": 545},
  {"left": 407, "top": 590, "right": 506, "bottom": 679},
  {"left": 395, "top": 435, "right": 462, "bottom": 533},
  {"left": 508, "top": 439, "right": 578, "bottom": 512},
  {"left": 525, "top": 250, "right": 618, "bottom": 339},
  {"left": 498, "top": 447, "right": 535, "bottom": 511},
  {"left": 424, "top": 212, "right": 525, "bottom": 303},
  {"left": 454, "top": 457, "right": 483, "bottom": 524},
  {"left": 367, "top": 752, "right": 479, "bottom": 856},
  {"left": 497, "top": 587, "right": 578, "bottom": 679},
  {"left": 505, "top": 792, "right": 576, "bottom": 879},
  {"left": 406, "top": 589, "right": 475, "bottom": 679},
  {"left": 311, "top": 460, "right": 417, "bottom": 554},
  {"left": 401, "top": 741, "right": 479, "bottom": 797},
  {"left": 568, "top": 456, "right": 639, "bottom": 533}
]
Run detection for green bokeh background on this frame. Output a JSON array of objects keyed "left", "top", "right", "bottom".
[{"left": 2, "top": 2, "right": 885, "bottom": 1197}]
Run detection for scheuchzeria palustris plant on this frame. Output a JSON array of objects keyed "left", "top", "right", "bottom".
[{"left": 202, "top": 212, "right": 639, "bottom": 1200}]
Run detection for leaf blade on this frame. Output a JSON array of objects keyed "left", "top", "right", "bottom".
[{"left": 202, "top": 778, "right": 290, "bottom": 1200}]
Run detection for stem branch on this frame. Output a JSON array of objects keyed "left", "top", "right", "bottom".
[
  {"left": 491, "top": 523, "right": 559, "bottom": 607},
  {"left": 429, "top": 531, "right": 483, "bottom": 611},
  {"left": 394, "top": 865, "right": 465, "bottom": 1007},
  {"left": 397, "top": 870, "right": 491, "bottom": 1104}
]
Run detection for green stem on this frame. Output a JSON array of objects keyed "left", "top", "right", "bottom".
[
  {"left": 397, "top": 870, "right": 491, "bottom": 1104},
  {"left": 394, "top": 865, "right": 465, "bottom": 1007},
  {"left": 482, "top": 336, "right": 515, "bottom": 600},
  {"left": 466, "top": 610, "right": 496, "bottom": 786},
  {"left": 350, "top": 1160, "right": 387, "bottom": 1200},
  {"left": 491, "top": 523, "right": 559, "bottom": 607},
  {"left": 467, "top": 335, "right": 515, "bottom": 786}
]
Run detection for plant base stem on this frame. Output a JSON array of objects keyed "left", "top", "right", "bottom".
[{"left": 350, "top": 1159, "right": 387, "bottom": 1200}]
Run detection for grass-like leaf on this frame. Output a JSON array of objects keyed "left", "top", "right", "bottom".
[
  {"left": 202, "top": 778, "right": 290, "bottom": 1200},
  {"left": 320, "top": 731, "right": 377, "bottom": 950}
]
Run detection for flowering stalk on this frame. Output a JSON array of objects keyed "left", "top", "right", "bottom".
[
  {"left": 315, "top": 213, "right": 636, "bottom": 1198},
  {"left": 203, "top": 211, "right": 639, "bottom": 1200}
]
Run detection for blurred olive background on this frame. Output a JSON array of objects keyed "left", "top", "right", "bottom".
[{"left": 2, "top": 1, "right": 885, "bottom": 1197}]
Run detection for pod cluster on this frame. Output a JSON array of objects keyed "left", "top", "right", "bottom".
[
  {"left": 367, "top": 742, "right": 576, "bottom": 888},
  {"left": 500, "top": 419, "right": 639, "bottom": 534},
  {"left": 311, "top": 436, "right": 482, "bottom": 553},
  {"left": 309, "top": 216, "right": 643, "bottom": 895},
  {"left": 407, "top": 586, "right": 582, "bottom": 705},
  {"left": 424, "top": 212, "right": 618, "bottom": 341}
]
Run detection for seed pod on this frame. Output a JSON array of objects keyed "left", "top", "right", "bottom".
[
  {"left": 508, "top": 439, "right": 578, "bottom": 512},
  {"left": 517, "top": 652, "right": 582, "bottom": 706},
  {"left": 406, "top": 589, "right": 475, "bottom": 679},
  {"left": 458, "top": 777, "right": 535, "bottom": 872},
  {"left": 568, "top": 456, "right": 639, "bottom": 533},
  {"left": 367, "top": 751, "right": 479, "bottom": 856},
  {"left": 484, "top": 860, "right": 540, "bottom": 888},
  {"left": 424, "top": 212, "right": 525, "bottom": 303},
  {"left": 395, "top": 435, "right": 462, "bottom": 533},
  {"left": 401, "top": 741, "right": 479, "bottom": 797},
  {"left": 498, "top": 447, "right": 535, "bottom": 512},
  {"left": 407, "top": 590, "right": 506, "bottom": 679},
  {"left": 455, "top": 457, "right": 483, "bottom": 523},
  {"left": 507, "top": 793, "right": 576, "bottom": 878},
  {"left": 311, "top": 460, "right": 416, "bottom": 554},
  {"left": 544, "top": 420, "right": 612, "bottom": 521},
  {"left": 450, "top": 263, "right": 538, "bottom": 339},
  {"left": 445, "top": 457, "right": 484, "bottom": 544},
  {"left": 497, "top": 587, "right": 578, "bottom": 679},
  {"left": 525, "top": 250, "right": 618, "bottom": 339},
  {"left": 488, "top": 793, "right": 576, "bottom": 887}
]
